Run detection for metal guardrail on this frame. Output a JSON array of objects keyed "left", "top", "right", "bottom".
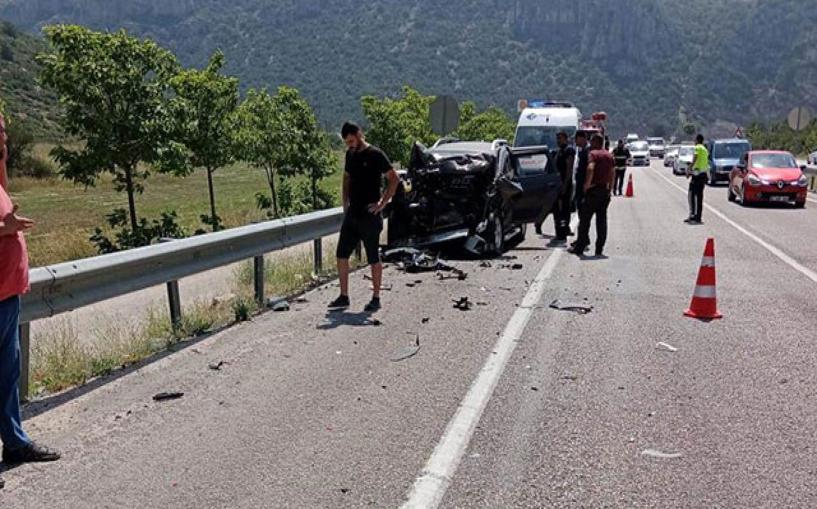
[{"left": 18, "top": 207, "right": 344, "bottom": 398}]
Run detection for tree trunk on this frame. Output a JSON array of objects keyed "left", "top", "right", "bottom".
[
  {"left": 207, "top": 167, "right": 218, "bottom": 231},
  {"left": 266, "top": 167, "right": 279, "bottom": 218},
  {"left": 311, "top": 173, "right": 318, "bottom": 210},
  {"left": 124, "top": 165, "right": 139, "bottom": 233}
]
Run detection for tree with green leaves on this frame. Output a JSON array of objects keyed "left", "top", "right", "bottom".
[
  {"left": 232, "top": 86, "right": 335, "bottom": 218},
  {"left": 170, "top": 50, "right": 239, "bottom": 231},
  {"left": 454, "top": 101, "right": 515, "bottom": 143},
  {"left": 360, "top": 85, "right": 436, "bottom": 166},
  {"left": 37, "top": 25, "right": 188, "bottom": 243}
]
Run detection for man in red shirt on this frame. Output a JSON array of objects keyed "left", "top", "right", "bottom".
[
  {"left": 569, "top": 134, "right": 616, "bottom": 257},
  {"left": 0, "top": 113, "right": 60, "bottom": 490}
]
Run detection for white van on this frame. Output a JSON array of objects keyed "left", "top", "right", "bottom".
[{"left": 514, "top": 101, "right": 582, "bottom": 150}]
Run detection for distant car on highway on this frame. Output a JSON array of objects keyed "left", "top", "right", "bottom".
[
  {"left": 627, "top": 140, "right": 650, "bottom": 166},
  {"left": 647, "top": 137, "right": 666, "bottom": 158},
  {"left": 626, "top": 133, "right": 639, "bottom": 144},
  {"left": 707, "top": 138, "right": 752, "bottom": 186},
  {"left": 673, "top": 145, "right": 694, "bottom": 175},
  {"left": 808, "top": 149, "right": 817, "bottom": 165},
  {"left": 664, "top": 145, "right": 680, "bottom": 167},
  {"left": 728, "top": 150, "right": 808, "bottom": 208}
]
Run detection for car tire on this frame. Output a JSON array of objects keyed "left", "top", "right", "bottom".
[
  {"left": 728, "top": 186, "right": 736, "bottom": 202},
  {"left": 487, "top": 214, "right": 505, "bottom": 256},
  {"left": 795, "top": 201, "right": 806, "bottom": 209},
  {"left": 506, "top": 223, "right": 526, "bottom": 250}
]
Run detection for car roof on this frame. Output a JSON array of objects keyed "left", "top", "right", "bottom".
[
  {"left": 748, "top": 150, "right": 792, "bottom": 155},
  {"left": 430, "top": 141, "right": 494, "bottom": 156},
  {"left": 713, "top": 138, "right": 750, "bottom": 144}
]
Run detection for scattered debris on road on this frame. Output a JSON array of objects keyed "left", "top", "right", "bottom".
[
  {"left": 268, "top": 297, "right": 290, "bottom": 312},
  {"left": 549, "top": 299, "right": 593, "bottom": 314},
  {"left": 561, "top": 375, "right": 578, "bottom": 381},
  {"left": 453, "top": 296, "right": 473, "bottom": 311},
  {"left": 641, "top": 449, "right": 682, "bottom": 459},
  {"left": 656, "top": 342, "right": 678, "bottom": 352},
  {"left": 153, "top": 392, "right": 184, "bottom": 402},
  {"left": 391, "top": 335, "right": 421, "bottom": 362},
  {"left": 421, "top": 317, "right": 430, "bottom": 324},
  {"left": 208, "top": 361, "right": 227, "bottom": 371}
]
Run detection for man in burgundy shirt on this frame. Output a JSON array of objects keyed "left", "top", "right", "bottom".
[
  {"left": 0, "top": 114, "right": 60, "bottom": 490},
  {"left": 570, "top": 134, "right": 616, "bottom": 257}
]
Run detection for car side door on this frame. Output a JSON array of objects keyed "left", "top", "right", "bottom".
[{"left": 504, "top": 146, "right": 561, "bottom": 223}]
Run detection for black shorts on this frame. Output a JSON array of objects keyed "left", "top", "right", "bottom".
[{"left": 336, "top": 212, "right": 383, "bottom": 264}]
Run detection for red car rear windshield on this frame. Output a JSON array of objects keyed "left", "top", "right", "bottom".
[{"left": 751, "top": 153, "right": 796, "bottom": 169}]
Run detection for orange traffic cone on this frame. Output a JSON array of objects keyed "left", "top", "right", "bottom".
[
  {"left": 684, "top": 238, "right": 722, "bottom": 320},
  {"left": 625, "top": 174, "right": 634, "bottom": 198}
]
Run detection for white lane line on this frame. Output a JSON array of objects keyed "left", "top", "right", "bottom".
[
  {"left": 651, "top": 169, "right": 817, "bottom": 285},
  {"left": 401, "top": 244, "right": 566, "bottom": 509}
]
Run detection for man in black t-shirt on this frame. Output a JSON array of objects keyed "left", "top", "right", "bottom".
[
  {"left": 329, "top": 122, "right": 400, "bottom": 313},
  {"left": 612, "top": 140, "right": 631, "bottom": 196},
  {"left": 535, "top": 131, "right": 575, "bottom": 241}
]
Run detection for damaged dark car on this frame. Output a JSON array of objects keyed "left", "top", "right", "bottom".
[{"left": 386, "top": 139, "right": 561, "bottom": 256}]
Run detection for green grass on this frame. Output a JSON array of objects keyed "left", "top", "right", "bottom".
[
  {"left": 8, "top": 145, "right": 344, "bottom": 267},
  {"left": 28, "top": 237, "right": 359, "bottom": 397}
]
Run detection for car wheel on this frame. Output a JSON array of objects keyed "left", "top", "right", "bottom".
[
  {"left": 506, "top": 223, "right": 526, "bottom": 250},
  {"left": 728, "top": 185, "right": 736, "bottom": 202},
  {"left": 795, "top": 200, "right": 806, "bottom": 209},
  {"left": 487, "top": 214, "right": 505, "bottom": 256}
]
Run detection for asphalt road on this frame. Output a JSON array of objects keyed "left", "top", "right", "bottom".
[{"left": 3, "top": 159, "right": 817, "bottom": 508}]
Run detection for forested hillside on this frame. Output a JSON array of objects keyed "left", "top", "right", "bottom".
[{"left": 1, "top": 0, "right": 816, "bottom": 136}]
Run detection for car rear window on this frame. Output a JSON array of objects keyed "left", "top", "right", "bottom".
[{"left": 713, "top": 142, "right": 751, "bottom": 159}]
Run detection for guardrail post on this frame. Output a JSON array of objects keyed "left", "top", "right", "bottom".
[
  {"left": 313, "top": 237, "right": 323, "bottom": 274},
  {"left": 166, "top": 281, "right": 182, "bottom": 332},
  {"left": 19, "top": 323, "right": 30, "bottom": 402},
  {"left": 253, "top": 255, "right": 265, "bottom": 306}
]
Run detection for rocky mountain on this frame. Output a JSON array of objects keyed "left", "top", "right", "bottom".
[{"left": 1, "top": 0, "right": 816, "bottom": 137}]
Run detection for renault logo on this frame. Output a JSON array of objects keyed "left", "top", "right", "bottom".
[{"left": 777, "top": 180, "right": 785, "bottom": 189}]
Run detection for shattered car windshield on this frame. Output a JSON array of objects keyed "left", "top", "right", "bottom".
[{"left": 514, "top": 126, "right": 575, "bottom": 149}]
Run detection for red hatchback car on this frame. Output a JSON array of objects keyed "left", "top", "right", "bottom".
[{"left": 728, "top": 150, "right": 808, "bottom": 208}]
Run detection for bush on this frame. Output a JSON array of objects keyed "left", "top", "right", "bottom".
[
  {"left": 5, "top": 119, "right": 34, "bottom": 175},
  {"left": 21, "top": 156, "right": 57, "bottom": 179},
  {"left": 90, "top": 209, "right": 188, "bottom": 253}
]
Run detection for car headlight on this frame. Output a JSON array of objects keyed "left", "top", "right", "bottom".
[
  {"left": 747, "top": 174, "right": 762, "bottom": 186},
  {"left": 797, "top": 175, "right": 808, "bottom": 187}
]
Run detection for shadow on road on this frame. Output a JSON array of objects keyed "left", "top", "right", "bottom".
[{"left": 317, "top": 310, "right": 379, "bottom": 330}]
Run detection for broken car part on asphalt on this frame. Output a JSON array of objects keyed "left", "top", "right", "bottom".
[{"left": 548, "top": 299, "right": 593, "bottom": 315}]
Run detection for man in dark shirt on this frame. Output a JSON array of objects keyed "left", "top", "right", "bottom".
[
  {"left": 612, "top": 139, "right": 631, "bottom": 196},
  {"left": 329, "top": 122, "right": 399, "bottom": 312},
  {"left": 570, "top": 134, "right": 615, "bottom": 257},
  {"left": 534, "top": 131, "right": 575, "bottom": 241}
]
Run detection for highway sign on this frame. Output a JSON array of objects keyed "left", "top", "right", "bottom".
[
  {"left": 787, "top": 106, "right": 814, "bottom": 131},
  {"left": 430, "top": 95, "right": 459, "bottom": 135}
]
